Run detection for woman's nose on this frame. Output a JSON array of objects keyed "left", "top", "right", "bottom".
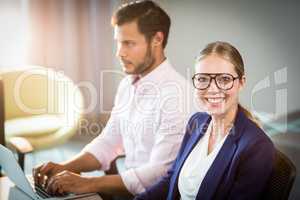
[{"left": 207, "top": 78, "right": 220, "bottom": 92}]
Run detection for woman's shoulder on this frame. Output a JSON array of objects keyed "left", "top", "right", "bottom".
[{"left": 241, "top": 117, "right": 274, "bottom": 150}]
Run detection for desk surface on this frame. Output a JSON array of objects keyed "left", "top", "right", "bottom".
[{"left": 0, "top": 177, "right": 103, "bottom": 200}]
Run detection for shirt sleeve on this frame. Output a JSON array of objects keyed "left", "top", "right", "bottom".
[
  {"left": 81, "top": 112, "right": 124, "bottom": 171},
  {"left": 120, "top": 87, "right": 192, "bottom": 194},
  {"left": 81, "top": 79, "right": 127, "bottom": 171}
]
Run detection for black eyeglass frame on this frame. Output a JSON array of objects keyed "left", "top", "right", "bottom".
[{"left": 192, "top": 73, "right": 240, "bottom": 90}]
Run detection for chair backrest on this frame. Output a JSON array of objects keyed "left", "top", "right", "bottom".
[
  {"left": 264, "top": 149, "right": 297, "bottom": 200},
  {"left": 0, "top": 66, "right": 84, "bottom": 124}
]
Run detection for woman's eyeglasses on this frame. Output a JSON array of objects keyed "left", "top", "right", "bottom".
[{"left": 192, "top": 73, "right": 240, "bottom": 90}]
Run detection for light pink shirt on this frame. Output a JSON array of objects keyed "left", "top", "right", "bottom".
[{"left": 82, "top": 59, "right": 195, "bottom": 194}]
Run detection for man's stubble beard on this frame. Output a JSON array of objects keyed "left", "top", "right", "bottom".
[{"left": 133, "top": 44, "right": 156, "bottom": 75}]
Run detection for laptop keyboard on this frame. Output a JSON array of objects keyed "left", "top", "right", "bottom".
[
  {"left": 27, "top": 176, "right": 98, "bottom": 199},
  {"left": 34, "top": 184, "right": 52, "bottom": 198},
  {"left": 28, "top": 176, "right": 67, "bottom": 199}
]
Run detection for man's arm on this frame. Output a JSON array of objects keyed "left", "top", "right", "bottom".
[
  {"left": 92, "top": 174, "right": 132, "bottom": 197},
  {"left": 34, "top": 103, "right": 123, "bottom": 185},
  {"left": 62, "top": 152, "right": 102, "bottom": 173},
  {"left": 35, "top": 78, "right": 126, "bottom": 188}
]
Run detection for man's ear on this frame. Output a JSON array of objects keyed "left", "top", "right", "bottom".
[{"left": 152, "top": 31, "right": 164, "bottom": 47}]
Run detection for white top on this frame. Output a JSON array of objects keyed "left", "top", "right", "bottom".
[
  {"left": 82, "top": 59, "right": 196, "bottom": 194},
  {"left": 178, "top": 122, "right": 229, "bottom": 200}
]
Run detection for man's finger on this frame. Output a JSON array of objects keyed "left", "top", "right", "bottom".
[
  {"left": 46, "top": 176, "right": 58, "bottom": 194},
  {"left": 37, "top": 162, "right": 56, "bottom": 185},
  {"left": 46, "top": 172, "right": 65, "bottom": 193},
  {"left": 33, "top": 165, "right": 43, "bottom": 184},
  {"left": 39, "top": 162, "right": 54, "bottom": 176}
]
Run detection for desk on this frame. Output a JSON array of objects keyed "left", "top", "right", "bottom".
[{"left": 0, "top": 177, "right": 103, "bottom": 200}]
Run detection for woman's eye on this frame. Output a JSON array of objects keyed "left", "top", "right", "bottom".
[
  {"left": 198, "top": 77, "right": 209, "bottom": 82},
  {"left": 219, "top": 76, "right": 231, "bottom": 83}
]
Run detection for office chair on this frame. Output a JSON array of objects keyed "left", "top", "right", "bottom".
[
  {"left": 263, "top": 149, "right": 297, "bottom": 200},
  {"left": 0, "top": 78, "right": 33, "bottom": 176},
  {"left": 0, "top": 66, "right": 84, "bottom": 172}
]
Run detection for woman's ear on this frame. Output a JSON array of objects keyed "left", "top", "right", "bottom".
[{"left": 239, "top": 75, "right": 246, "bottom": 91}]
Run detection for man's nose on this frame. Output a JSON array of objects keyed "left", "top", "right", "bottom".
[{"left": 116, "top": 45, "right": 126, "bottom": 58}]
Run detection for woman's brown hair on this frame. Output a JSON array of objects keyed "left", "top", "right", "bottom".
[{"left": 197, "top": 41, "right": 261, "bottom": 128}]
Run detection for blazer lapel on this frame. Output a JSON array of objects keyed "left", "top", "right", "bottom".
[
  {"left": 195, "top": 108, "right": 248, "bottom": 200},
  {"left": 195, "top": 134, "right": 237, "bottom": 200},
  {"left": 169, "top": 115, "right": 211, "bottom": 199}
]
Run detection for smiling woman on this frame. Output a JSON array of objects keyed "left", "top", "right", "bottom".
[{"left": 135, "top": 41, "right": 276, "bottom": 200}]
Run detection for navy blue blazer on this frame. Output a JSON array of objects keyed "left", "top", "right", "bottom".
[{"left": 135, "top": 108, "right": 275, "bottom": 200}]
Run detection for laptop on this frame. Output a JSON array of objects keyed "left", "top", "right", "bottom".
[{"left": 0, "top": 144, "right": 101, "bottom": 200}]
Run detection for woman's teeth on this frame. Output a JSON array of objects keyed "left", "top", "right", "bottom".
[{"left": 206, "top": 98, "right": 224, "bottom": 103}]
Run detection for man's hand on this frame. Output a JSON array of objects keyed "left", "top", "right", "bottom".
[
  {"left": 45, "top": 171, "right": 94, "bottom": 195},
  {"left": 33, "top": 162, "right": 66, "bottom": 187}
]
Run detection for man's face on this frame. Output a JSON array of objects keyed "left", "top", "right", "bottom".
[{"left": 114, "top": 21, "right": 155, "bottom": 75}]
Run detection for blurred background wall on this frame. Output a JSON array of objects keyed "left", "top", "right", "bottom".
[
  {"left": 161, "top": 0, "right": 300, "bottom": 123},
  {"left": 0, "top": 0, "right": 299, "bottom": 127}
]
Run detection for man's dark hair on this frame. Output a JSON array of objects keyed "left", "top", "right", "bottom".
[{"left": 111, "top": 0, "right": 171, "bottom": 49}]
